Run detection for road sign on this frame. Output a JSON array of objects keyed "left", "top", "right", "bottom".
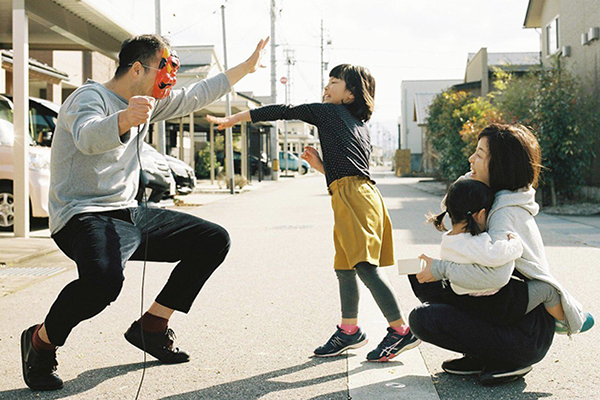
[{"left": 280, "top": 76, "right": 288, "bottom": 84}]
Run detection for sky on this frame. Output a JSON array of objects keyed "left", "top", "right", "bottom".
[{"left": 91, "top": 0, "right": 541, "bottom": 148}]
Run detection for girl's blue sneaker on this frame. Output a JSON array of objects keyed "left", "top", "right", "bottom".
[{"left": 555, "top": 311, "right": 594, "bottom": 335}]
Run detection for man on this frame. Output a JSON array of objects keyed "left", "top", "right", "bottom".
[{"left": 21, "top": 34, "right": 268, "bottom": 391}]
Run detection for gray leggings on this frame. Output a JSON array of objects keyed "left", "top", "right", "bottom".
[
  {"left": 526, "top": 280, "right": 561, "bottom": 314},
  {"left": 336, "top": 262, "right": 402, "bottom": 322}
]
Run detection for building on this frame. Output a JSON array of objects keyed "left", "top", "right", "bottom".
[
  {"left": 454, "top": 49, "right": 541, "bottom": 96},
  {"left": 524, "top": 0, "right": 600, "bottom": 84},
  {"left": 400, "top": 80, "right": 461, "bottom": 171},
  {"left": 167, "top": 46, "right": 273, "bottom": 182},
  {"left": 524, "top": 0, "right": 600, "bottom": 189},
  {"left": 412, "top": 92, "right": 440, "bottom": 173}
]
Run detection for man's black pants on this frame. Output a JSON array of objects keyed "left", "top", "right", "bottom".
[{"left": 46, "top": 206, "right": 230, "bottom": 346}]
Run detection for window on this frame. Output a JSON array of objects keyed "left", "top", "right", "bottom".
[
  {"left": 28, "top": 106, "right": 54, "bottom": 144},
  {"left": 546, "top": 16, "right": 560, "bottom": 55}
]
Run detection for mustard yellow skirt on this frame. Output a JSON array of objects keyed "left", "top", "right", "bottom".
[{"left": 329, "top": 176, "right": 394, "bottom": 270}]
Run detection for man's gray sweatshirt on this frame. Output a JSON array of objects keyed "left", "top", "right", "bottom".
[
  {"left": 431, "top": 186, "right": 586, "bottom": 333},
  {"left": 49, "top": 73, "right": 231, "bottom": 234}
]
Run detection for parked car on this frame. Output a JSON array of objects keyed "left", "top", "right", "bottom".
[
  {"left": 216, "top": 150, "right": 271, "bottom": 176},
  {"left": 2, "top": 94, "right": 60, "bottom": 147},
  {"left": 0, "top": 117, "right": 51, "bottom": 230},
  {"left": 279, "top": 151, "right": 310, "bottom": 175},
  {"left": 165, "top": 155, "right": 196, "bottom": 195},
  {"left": 136, "top": 143, "right": 177, "bottom": 204}
]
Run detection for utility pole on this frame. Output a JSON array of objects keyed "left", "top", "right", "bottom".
[
  {"left": 270, "top": 0, "right": 279, "bottom": 180},
  {"left": 221, "top": 5, "right": 235, "bottom": 194},
  {"left": 154, "top": 0, "right": 166, "bottom": 156},
  {"left": 320, "top": 20, "right": 324, "bottom": 97},
  {"left": 283, "top": 49, "right": 295, "bottom": 177}
]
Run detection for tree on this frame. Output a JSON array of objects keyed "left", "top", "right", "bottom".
[
  {"left": 459, "top": 96, "right": 503, "bottom": 158},
  {"left": 426, "top": 90, "right": 474, "bottom": 182},
  {"left": 495, "top": 60, "right": 599, "bottom": 203}
]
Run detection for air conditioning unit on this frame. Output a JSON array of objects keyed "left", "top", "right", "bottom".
[
  {"left": 582, "top": 32, "right": 590, "bottom": 45},
  {"left": 561, "top": 46, "right": 571, "bottom": 57},
  {"left": 589, "top": 27, "right": 600, "bottom": 41}
]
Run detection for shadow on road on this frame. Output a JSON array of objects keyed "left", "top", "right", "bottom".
[
  {"left": 158, "top": 355, "right": 415, "bottom": 400},
  {"left": 1, "top": 360, "right": 161, "bottom": 400},
  {"left": 431, "top": 371, "right": 553, "bottom": 399}
]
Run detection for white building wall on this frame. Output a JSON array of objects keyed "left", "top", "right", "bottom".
[{"left": 400, "top": 79, "right": 462, "bottom": 154}]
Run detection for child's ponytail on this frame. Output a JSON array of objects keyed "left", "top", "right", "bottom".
[
  {"left": 464, "top": 211, "right": 485, "bottom": 236},
  {"left": 426, "top": 210, "right": 448, "bottom": 232}
]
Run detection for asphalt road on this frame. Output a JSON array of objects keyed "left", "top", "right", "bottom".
[{"left": 0, "top": 170, "right": 599, "bottom": 399}]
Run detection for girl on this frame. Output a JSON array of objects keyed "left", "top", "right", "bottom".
[
  {"left": 207, "top": 64, "right": 420, "bottom": 362},
  {"left": 410, "top": 124, "right": 593, "bottom": 386},
  {"left": 428, "top": 178, "right": 593, "bottom": 333}
]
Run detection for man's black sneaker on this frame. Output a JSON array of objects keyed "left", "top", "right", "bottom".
[
  {"left": 21, "top": 325, "right": 64, "bottom": 391},
  {"left": 366, "top": 327, "right": 421, "bottom": 362},
  {"left": 124, "top": 321, "right": 190, "bottom": 364},
  {"left": 442, "top": 355, "right": 486, "bottom": 375},
  {"left": 313, "top": 326, "right": 368, "bottom": 357},
  {"left": 479, "top": 364, "right": 532, "bottom": 386}
]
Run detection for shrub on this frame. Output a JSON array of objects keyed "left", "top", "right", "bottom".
[
  {"left": 426, "top": 90, "right": 474, "bottom": 182},
  {"left": 195, "top": 148, "right": 221, "bottom": 179}
]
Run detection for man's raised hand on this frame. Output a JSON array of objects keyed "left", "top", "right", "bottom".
[{"left": 246, "top": 37, "right": 270, "bottom": 74}]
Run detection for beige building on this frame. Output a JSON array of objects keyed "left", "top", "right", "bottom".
[
  {"left": 524, "top": 0, "right": 600, "bottom": 85},
  {"left": 525, "top": 0, "right": 600, "bottom": 189},
  {"left": 455, "top": 49, "right": 540, "bottom": 96}
]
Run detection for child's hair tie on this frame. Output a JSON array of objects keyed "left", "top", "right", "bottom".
[{"left": 466, "top": 211, "right": 472, "bottom": 216}]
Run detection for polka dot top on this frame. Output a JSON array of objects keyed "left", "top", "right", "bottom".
[{"left": 250, "top": 103, "right": 371, "bottom": 188}]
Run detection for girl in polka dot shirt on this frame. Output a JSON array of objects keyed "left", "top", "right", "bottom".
[{"left": 207, "top": 64, "right": 420, "bottom": 362}]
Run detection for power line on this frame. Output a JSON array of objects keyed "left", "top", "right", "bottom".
[{"left": 168, "top": 1, "right": 229, "bottom": 38}]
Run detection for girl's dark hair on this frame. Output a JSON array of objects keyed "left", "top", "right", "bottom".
[
  {"left": 428, "top": 179, "right": 494, "bottom": 236},
  {"left": 478, "top": 123, "right": 542, "bottom": 193},
  {"left": 114, "top": 34, "right": 171, "bottom": 78},
  {"left": 329, "top": 64, "right": 375, "bottom": 122}
]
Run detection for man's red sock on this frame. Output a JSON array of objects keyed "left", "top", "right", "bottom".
[
  {"left": 139, "top": 313, "right": 168, "bottom": 333},
  {"left": 32, "top": 324, "right": 57, "bottom": 352}
]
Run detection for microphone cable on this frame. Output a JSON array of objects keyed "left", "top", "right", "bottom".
[{"left": 134, "top": 123, "right": 150, "bottom": 400}]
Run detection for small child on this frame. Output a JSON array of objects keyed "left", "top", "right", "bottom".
[
  {"left": 426, "top": 179, "right": 593, "bottom": 334},
  {"left": 207, "top": 64, "right": 420, "bottom": 361}
]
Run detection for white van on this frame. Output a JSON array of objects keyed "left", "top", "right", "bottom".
[{"left": 0, "top": 95, "right": 51, "bottom": 230}]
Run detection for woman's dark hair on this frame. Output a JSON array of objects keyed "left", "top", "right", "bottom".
[
  {"left": 428, "top": 179, "right": 494, "bottom": 236},
  {"left": 478, "top": 123, "right": 542, "bottom": 193},
  {"left": 114, "top": 34, "right": 171, "bottom": 78},
  {"left": 329, "top": 64, "right": 375, "bottom": 122}
]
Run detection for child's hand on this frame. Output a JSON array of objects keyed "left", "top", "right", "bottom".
[
  {"left": 206, "top": 114, "right": 237, "bottom": 130},
  {"left": 301, "top": 146, "right": 320, "bottom": 164},
  {"left": 416, "top": 254, "right": 436, "bottom": 283}
]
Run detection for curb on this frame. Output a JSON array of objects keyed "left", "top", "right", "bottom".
[{"left": 0, "top": 247, "right": 60, "bottom": 267}]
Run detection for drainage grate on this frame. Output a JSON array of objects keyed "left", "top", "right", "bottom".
[{"left": 0, "top": 267, "right": 65, "bottom": 277}]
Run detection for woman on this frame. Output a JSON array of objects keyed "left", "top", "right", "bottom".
[{"left": 409, "top": 123, "right": 588, "bottom": 386}]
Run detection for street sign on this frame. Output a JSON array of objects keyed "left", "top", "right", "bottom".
[{"left": 280, "top": 76, "right": 288, "bottom": 84}]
